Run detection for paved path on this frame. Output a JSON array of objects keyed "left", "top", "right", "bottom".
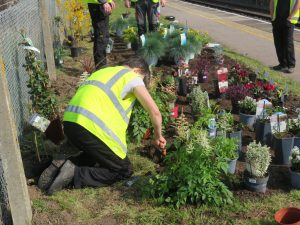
[{"left": 161, "top": 0, "right": 300, "bottom": 82}]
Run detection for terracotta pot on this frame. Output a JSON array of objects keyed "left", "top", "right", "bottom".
[{"left": 274, "top": 207, "right": 300, "bottom": 225}]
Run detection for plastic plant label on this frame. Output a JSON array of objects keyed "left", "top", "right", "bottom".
[
  {"left": 248, "top": 178, "right": 257, "bottom": 184},
  {"left": 163, "top": 28, "right": 168, "bottom": 38},
  {"left": 140, "top": 34, "right": 146, "bottom": 47},
  {"left": 180, "top": 33, "right": 187, "bottom": 46},
  {"left": 270, "top": 112, "right": 287, "bottom": 134},
  {"left": 256, "top": 99, "right": 272, "bottom": 119},
  {"left": 169, "top": 24, "right": 175, "bottom": 34},
  {"left": 23, "top": 46, "right": 40, "bottom": 54},
  {"left": 28, "top": 113, "right": 50, "bottom": 133},
  {"left": 208, "top": 128, "right": 216, "bottom": 137},
  {"left": 217, "top": 67, "right": 228, "bottom": 93},
  {"left": 206, "top": 43, "right": 221, "bottom": 48},
  {"left": 192, "top": 76, "right": 198, "bottom": 85}
]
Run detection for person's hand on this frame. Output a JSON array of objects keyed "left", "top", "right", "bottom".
[
  {"left": 103, "top": 2, "right": 112, "bottom": 15},
  {"left": 160, "top": 0, "right": 167, "bottom": 7},
  {"left": 124, "top": 0, "right": 131, "bottom": 8},
  {"left": 155, "top": 135, "right": 167, "bottom": 150},
  {"left": 287, "top": 15, "right": 293, "bottom": 21},
  {"left": 110, "top": 0, "right": 116, "bottom": 10}
]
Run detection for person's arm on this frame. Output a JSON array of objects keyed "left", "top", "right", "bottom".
[
  {"left": 160, "top": 0, "right": 167, "bottom": 7},
  {"left": 124, "top": 0, "right": 131, "bottom": 8},
  {"left": 288, "top": 0, "right": 300, "bottom": 21},
  {"left": 133, "top": 86, "right": 167, "bottom": 149},
  {"left": 270, "top": 0, "right": 274, "bottom": 19}
]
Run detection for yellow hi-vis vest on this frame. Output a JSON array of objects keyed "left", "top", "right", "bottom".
[
  {"left": 273, "top": 0, "right": 300, "bottom": 24},
  {"left": 63, "top": 66, "right": 138, "bottom": 159},
  {"left": 131, "top": 0, "right": 159, "bottom": 3}
]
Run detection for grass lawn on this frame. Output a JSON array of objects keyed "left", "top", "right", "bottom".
[{"left": 30, "top": 1, "right": 300, "bottom": 224}]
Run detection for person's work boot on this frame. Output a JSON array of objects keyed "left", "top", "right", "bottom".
[
  {"left": 285, "top": 67, "right": 295, "bottom": 73},
  {"left": 38, "top": 159, "right": 66, "bottom": 192},
  {"left": 272, "top": 64, "right": 287, "bottom": 72},
  {"left": 47, "top": 160, "right": 76, "bottom": 195}
]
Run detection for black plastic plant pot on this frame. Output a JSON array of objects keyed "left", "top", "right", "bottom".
[
  {"left": 255, "top": 119, "right": 272, "bottom": 147},
  {"left": 231, "top": 100, "right": 240, "bottom": 114},
  {"left": 227, "top": 130, "right": 242, "bottom": 153},
  {"left": 45, "top": 117, "right": 65, "bottom": 145},
  {"left": 198, "top": 72, "right": 208, "bottom": 83},
  {"left": 249, "top": 73, "right": 257, "bottom": 82},
  {"left": 272, "top": 135, "right": 294, "bottom": 165},
  {"left": 239, "top": 112, "right": 256, "bottom": 129},
  {"left": 70, "top": 47, "right": 81, "bottom": 58},
  {"left": 289, "top": 168, "right": 300, "bottom": 189},
  {"left": 178, "top": 77, "right": 188, "bottom": 97},
  {"left": 245, "top": 173, "right": 269, "bottom": 193}
]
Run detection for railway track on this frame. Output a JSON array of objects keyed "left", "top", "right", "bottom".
[{"left": 183, "top": 0, "right": 300, "bottom": 27}]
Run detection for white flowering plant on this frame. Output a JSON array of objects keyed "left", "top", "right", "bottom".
[
  {"left": 238, "top": 96, "right": 256, "bottom": 115},
  {"left": 290, "top": 146, "right": 300, "bottom": 173}
]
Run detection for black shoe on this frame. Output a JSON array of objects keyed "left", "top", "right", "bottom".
[
  {"left": 285, "top": 67, "right": 295, "bottom": 73},
  {"left": 47, "top": 160, "right": 76, "bottom": 195},
  {"left": 272, "top": 65, "right": 287, "bottom": 72},
  {"left": 38, "top": 159, "right": 66, "bottom": 192}
]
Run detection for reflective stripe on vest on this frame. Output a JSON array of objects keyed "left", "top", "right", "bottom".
[
  {"left": 65, "top": 105, "right": 127, "bottom": 153},
  {"left": 273, "top": 0, "right": 300, "bottom": 24},
  {"left": 80, "top": 69, "right": 131, "bottom": 124}
]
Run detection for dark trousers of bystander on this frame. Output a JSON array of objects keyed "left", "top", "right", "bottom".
[
  {"left": 88, "top": 4, "right": 110, "bottom": 70},
  {"left": 64, "top": 122, "right": 133, "bottom": 188},
  {"left": 272, "top": 19, "right": 296, "bottom": 68},
  {"left": 135, "top": 0, "right": 159, "bottom": 36}
]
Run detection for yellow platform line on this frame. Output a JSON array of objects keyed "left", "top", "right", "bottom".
[{"left": 168, "top": 1, "right": 300, "bottom": 52}]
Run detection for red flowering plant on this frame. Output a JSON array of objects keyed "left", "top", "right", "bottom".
[
  {"left": 190, "top": 56, "right": 210, "bottom": 76},
  {"left": 228, "top": 64, "right": 250, "bottom": 85},
  {"left": 251, "top": 79, "right": 278, "bottom": 101}
]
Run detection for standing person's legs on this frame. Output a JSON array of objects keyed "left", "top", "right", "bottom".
[
  {"left": 88, "top": 4, "right": 109, "bottom": 70},
  {"left": 147, "top": 0, "right": 159, "bottom": 32},
  {"left": 64, "top": 122, "right": 133, "bottom": 188},
  {"left": 135, "top": 0, "right": 147, "bottom": 36},
  {"left": 272, "top": 21, "right": 287, "bottom": 68},
  {"left": 285, "top": 21, "right": 296, "bottom": 69}
]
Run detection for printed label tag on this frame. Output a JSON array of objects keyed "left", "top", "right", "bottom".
[
  {"left": 169, "top": 24, "right": 175, "bottom": 34},
  {"left": 256, "top": 99, "right": 272, "bottom": 119},
  {"left": 164, "top": 28, "right": 168, "bottom": 38},
  {"left": 217, "top": 68, "right": 228, "bottom": 93},
  {"left": 270, "top": 112, "right": 287, "bottom": 134},
  {"left": 28, "top": 113, "right": 50, "bottom": 132},
  {"left": 140, "top": 34, "right": 146, "bottom": 47},
  {"left": 180, "top": 33, "right": 187, "bottom": 46}
]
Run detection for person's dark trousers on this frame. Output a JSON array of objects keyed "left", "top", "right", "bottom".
[
  {"left": 63, "top": 122, "right": 133, "bottom": 188},
  {"left": 272, "top": 19, "right": 296, "bottom": 68},
  {"left": 88, "top": 4, "right": 110, "bottom": 70},
  {"left": 135, "top": 0, "right": 159, "bottom": 36}
]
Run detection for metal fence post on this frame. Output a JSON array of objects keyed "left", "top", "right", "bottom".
[
  {"left": 39, "top": 0, "right": 57, "bottom": 81},
  {"left": 0, "top": 56, "right": 32, "bottom": 225}
]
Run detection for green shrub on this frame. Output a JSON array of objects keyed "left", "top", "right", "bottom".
[
  {"left": 144, "top": 128, "right": 235, "bottom": 208},
  {"left": 138, "top": 32, "right": 165, "bottom": 61}
]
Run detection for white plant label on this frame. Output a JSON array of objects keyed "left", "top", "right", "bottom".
[
  {"left": 256, "top": 99, "right": 272, "bottom": 119},
  {"left": 206, "top": 43, "right": 221, "bottom": 48},
  {"left": 163, "top": 28, "right": 168, "bottom": 38},
  {"left": 140, "top": 34, "right": 146, "bottom": 47},
  {"left": 248, "top": 178, "right": 257, "bottom": 184},
  {"left": 169, "top": 24, "right": 175, "bottom": 34},
  {"left": 28, "top": 113, "right": 50, "bottom": 133},
  {"left": 23, "top": 46, "right": 40, "bottom": 54},
  {"left": 180, "top": 33, "right": 187, "bottom": 46},
  {"left": 270, "top": 112, "right": 287, "bottom": 134}
]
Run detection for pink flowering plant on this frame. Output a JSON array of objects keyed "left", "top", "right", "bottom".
[
  {"left": 228, "top": 64, "right": 250, "bottom": 85},
  {"left": 290, "top": 146, "right": 300, "bottom": 173}
]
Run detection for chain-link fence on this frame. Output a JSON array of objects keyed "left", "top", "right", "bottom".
[{"left": 0, "top": 0, "right": 58, "bottom": 224}]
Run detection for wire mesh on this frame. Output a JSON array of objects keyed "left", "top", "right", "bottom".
[{"left": 0, "top": 0, "right": 58, "bottom": 224}]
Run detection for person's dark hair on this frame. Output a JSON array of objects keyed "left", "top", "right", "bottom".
[{"left": 123, "top": 56, "right": 150, "bottom": 76}]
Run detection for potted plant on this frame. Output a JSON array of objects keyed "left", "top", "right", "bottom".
[
  {"left": 123, "top": 27, "right": 138, "bottom": 49},
  {"left": 64, "top": 0, "right": 90, "bottom": 57},
  {"left": 138, "top": 32, "right": 165, "bottom": 66},
  {"left": 54, "top": 47, "right": 65, "bottom": 67},
  {"left": 227, "top": 85, "right": 250, "bottom": 114},
  {"left": 272, "top": 113, "right": 294, "bottom": 165},
  {"left": 238, "top": 96, "right": 257, "bottom": 129},
  {"left": 186, "top": 29, "right": 203, "bottom": 60},
  {"left": 289, "top": 146, "right": 300, "bottom": 189},
  {"left": 110, "top": 17, "right": 129, "bottom": 38},
  {"left": 245, "top": 141, "right": 271, "bottom": 193},
  {"left": 190, "top": 56, "right": 210, "bottom": 83},
  {"left": 188, "top": 86, "right": 210, "bottom": 118},
  {"left": 288, "top": 117, "right": 300, "bottom": 148}
]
